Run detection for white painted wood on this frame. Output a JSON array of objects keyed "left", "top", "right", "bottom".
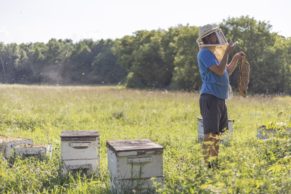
[
  {"left": 107, "top": 139, "right": 164, "bottom": 193},
  {"left": 61, "top": 141, "right": 98, "bottom": 160},
  {"left": 60, "top": 130, "right": 99, "bottom": 175},
  {"left": 62, "top": 159, "right": 99, "bottom": 176},
  {"left": 110, "top": 177, "right": 164, "bottom": 194}
]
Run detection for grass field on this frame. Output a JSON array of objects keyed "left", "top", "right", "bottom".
[{"left": 0, "top": 84, "right": 290, "bottom": 193}]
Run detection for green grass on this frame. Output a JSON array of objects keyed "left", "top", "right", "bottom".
[{"left": 0, "top": 84, "right": 290, "bottom": 193}]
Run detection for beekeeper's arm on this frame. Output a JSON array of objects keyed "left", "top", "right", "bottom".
[
  {"left": 227, "top": 52, "right": 246, "bottom": 76},
  {"left": 208, "top": 43, "right": 235, "bottom": 76}
]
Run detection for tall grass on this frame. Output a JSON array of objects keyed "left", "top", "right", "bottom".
[{"left": 0, "top": 84, "right": 290, "bottom": 193}]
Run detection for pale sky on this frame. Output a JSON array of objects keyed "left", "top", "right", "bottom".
[{"left": 0, "top": 0, "right": 290, "bottom": 44}]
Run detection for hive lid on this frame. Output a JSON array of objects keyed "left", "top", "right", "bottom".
[
  {"left": 0, "top": 136, "right": 21, "bottom": 143},
  {"left": 106, "top": 139, "right": 163, "bottom": 152},
  {"left": 0, "top": 135, "right": 33, "bottom": 144},
  {"left": 61, "top": 130, "right": 99, "bottom": 138}
]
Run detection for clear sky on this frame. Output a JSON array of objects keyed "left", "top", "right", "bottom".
[{"left": 0, "top": 0, "right": 290, "bottom": 44}]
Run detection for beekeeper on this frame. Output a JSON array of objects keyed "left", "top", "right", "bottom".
[{"left": 196, "top": 24, "right": 245, "bottom": 168}]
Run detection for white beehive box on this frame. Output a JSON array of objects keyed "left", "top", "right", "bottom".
[
  {"left": 197, "top": 117, "right": 234, "bottom": 142},
  {"left": 61, "top": 130, "right": 99, "bottom": 175},
  {"left": 107, "top": 139, "right": 164, "bottom": 194}
]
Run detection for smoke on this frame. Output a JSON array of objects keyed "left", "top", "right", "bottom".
[{"left": 40, "top": 64, "right": 66, "bottom": 84}]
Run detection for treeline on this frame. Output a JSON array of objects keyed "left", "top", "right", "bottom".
[
  {"left": 0, "top": 39, "right": 126, "bottom": 85},
  {"left": 0, "top": 16, "right": 290, "bottom": 94}
]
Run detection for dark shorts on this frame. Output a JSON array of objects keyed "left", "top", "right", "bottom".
[{"left": 199, "top": 93, "right": 228, "bottom": 134}]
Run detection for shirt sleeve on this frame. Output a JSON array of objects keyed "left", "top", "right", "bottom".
[{"left": 199, "top": 49, "right": 219, "bottom": 69}]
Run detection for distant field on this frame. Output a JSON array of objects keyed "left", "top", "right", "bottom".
[{"left": 0, "top": 84, "right": 290, "bottom": 193}]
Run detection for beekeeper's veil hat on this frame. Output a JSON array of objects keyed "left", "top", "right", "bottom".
[{"left": 196, "top": 24, "right": 228, "bottom": 47}]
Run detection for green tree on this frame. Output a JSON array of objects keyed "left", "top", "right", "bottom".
[
  {"left": 170, "top": 25, "right": 200, "bottom": 90},
  {"left": 25, "top": 42, "right": 48, "bottom": 82},
  {"left": 43, "top": 39, "right": 73, "bottom": 84},
  {"left": 284, "top": 37, "right": 291, "bottom": 94},
  {"left": 115, "top": 30, "right": 172, "bottom": 88},
  {"left": 0, "top": 43, "right": 20, "bottom": 83},
  {"left": 220, "top": 16, "right": 280, "bottom": 93},
  {"left": 63, "top": 39, "right": 94, "bottom": 84},
  {"left": 89, "top": 39, "right": 126, "bottom": 84}
]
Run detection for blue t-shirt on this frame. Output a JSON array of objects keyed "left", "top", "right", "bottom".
[{"left": 197, "top": 48, "right": 229, "bottom": 100}]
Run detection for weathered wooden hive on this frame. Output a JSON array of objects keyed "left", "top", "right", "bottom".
[
  {"left": 14, "top": 144, "right": 51, "bottom": 159},
  {"left": 0, "top": 135, "right": 51, "bottom": 160},
  {"left": 61, "top": 130, "right": 100, "bottom": 175},
  {"left": 107, "top": 139, "right": 164, "bottom": 194},
  {"left": 0, "top": 136, "right": 33, "bottom": 158}
]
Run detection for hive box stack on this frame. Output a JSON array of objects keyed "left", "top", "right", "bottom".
[
  {"left": 107, "top": 139, "right": 164, "bottom": 194},
  {"left": 0, "top": 136, "right": 33, "bottom": 158},
  {"left": 61, "top": 130, "right": 100, "bottom": 175},
  {"left": 0, "top": 136, "right": 51, "bottom": 160}
]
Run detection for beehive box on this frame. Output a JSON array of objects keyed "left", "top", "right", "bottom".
[
  {"left": 0, "top": 136, "right": 33, "bottom": 158},
  {"left": 61, "top": 130, "right": 99, "bottom": 175},
  {"left": 14, "top": 144, "right": 52, "bottom": 159},
  {"left": 107, "top": 139, "right": 164, "bottom": 194},
  {"left": 197, "top": 117, "right": 234, "bottom": 142}
]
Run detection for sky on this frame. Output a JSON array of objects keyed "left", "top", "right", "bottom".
[{"left": 0, "top": 0, "right": 290, "bottom": 44}]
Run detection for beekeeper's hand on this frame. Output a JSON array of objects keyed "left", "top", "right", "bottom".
[
  {"left": 234, "top": 51, "right": 246, "bottom": 60},
  {"left": 226, "top": 42, "right": 236, "bottom": 54}
]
